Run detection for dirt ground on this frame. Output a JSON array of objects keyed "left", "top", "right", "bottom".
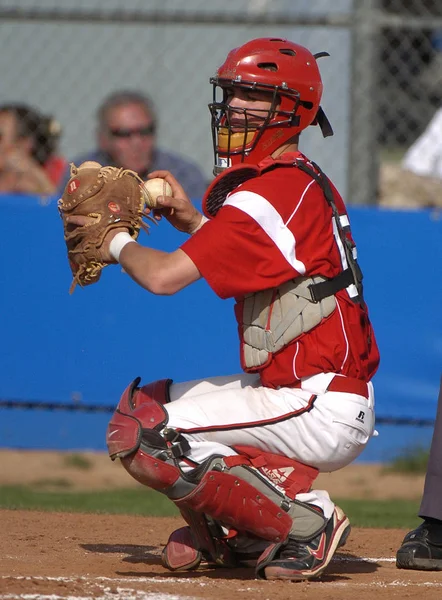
[{"left": 2, "top": 450, "right": 442, "bottom": 600}]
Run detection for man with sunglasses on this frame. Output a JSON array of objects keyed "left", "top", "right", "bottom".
[
  {"left": 66, "top": 38, "right": 379, "bottom": 581},
  {"left": 60, "top": 90, "right": 208, "bottom": 198}
]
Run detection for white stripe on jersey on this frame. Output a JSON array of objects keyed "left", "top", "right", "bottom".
[
  {"left": 332, "top": 218, "right": 359, "bottom": 299},
  {"left": 224, "top": 190, "right": 307, "bottom": 274}
]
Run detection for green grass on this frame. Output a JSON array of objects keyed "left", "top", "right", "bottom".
[
  {"left": 33, "top": 478, "right": 73, "bottom": 489},
  {"left": 383, "top": 447, "right": 430, "bottom": 475},
  {"left": 0, "top": 486, "right": 179, "bottom": 516},
  {"left": 336, "top": 498, "right": 421, "bottom": 529},
  {"left": 62, "top": 453, "right": 93, "bottom": 470},
  {"left": 0, "top": 486, "right": 420, "bottom": 529}
]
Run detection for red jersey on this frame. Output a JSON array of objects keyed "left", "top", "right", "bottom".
[{"left": 181, "top": 153, "right": 380, "bottom": 388}]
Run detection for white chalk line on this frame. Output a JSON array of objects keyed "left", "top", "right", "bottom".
[
  {"left": 2, "top": 557, "right": 442, "bottom": 600},
  {"left": 335, "top": 556, "right": 396, "bottom": 563},
  {"left": 0, "top": 575, "right": 206, "bottom": 585},
  {"left": 0, "top": 576, "right": 200, "bottom": 600},
  {"left": 0, "top": 594, "right": 190, "bottom": 600}
]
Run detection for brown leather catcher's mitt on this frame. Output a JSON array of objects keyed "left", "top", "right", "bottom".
[{"left": 58, "top": 161, "right": 152, "bottom": 293}]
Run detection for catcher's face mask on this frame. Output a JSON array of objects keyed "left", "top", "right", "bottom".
[{"left": 209, "top": 37, "right": 333, "bottom": 175}]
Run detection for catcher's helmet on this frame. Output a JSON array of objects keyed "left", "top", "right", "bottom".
[{"left": 209, "top": 37, "right": 333, "bottom": 174}]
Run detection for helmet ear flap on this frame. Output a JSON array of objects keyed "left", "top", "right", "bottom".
[{"left": 313, "top": 107, "right": 334, "bottom": 138}]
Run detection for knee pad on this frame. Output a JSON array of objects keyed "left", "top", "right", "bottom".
[
  {"left": 116, "top": 376, "right": 172, "bottom": 415},
  {"left": 107, "top": 377, "right": 171, "bottom": 460},
  {"left": 106, "top": 376, "right": 193, "bottom": 494}
]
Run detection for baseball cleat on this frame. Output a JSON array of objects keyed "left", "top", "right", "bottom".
[
  {"left": 258, "top": 505, "right": 351, "bottom": 581},
  {"left": 396, "top": 521, "right": 442, "bottom": 571}
]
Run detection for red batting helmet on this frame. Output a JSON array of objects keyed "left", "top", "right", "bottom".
[{"left": 209, "top": 37, "right": 333, "bottom": 174}]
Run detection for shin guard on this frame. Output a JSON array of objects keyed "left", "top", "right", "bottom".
[{"left": 175, "top": 456, "right": 326, "bottom": 544}]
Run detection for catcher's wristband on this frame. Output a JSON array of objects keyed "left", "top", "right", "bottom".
[
  {"left": 110, "top": 232, "right": 136, "bottom": 262},
  {"left": 189, "top": 214, "right": 209, "bottom": 235}
]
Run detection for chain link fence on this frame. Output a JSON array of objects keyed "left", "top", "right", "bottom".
[
  {"left": 1, "top": 0, "right": 441, "bottom": 205},
  {"left": 381, "top": 0, "right": 442, "bottom": 144}
]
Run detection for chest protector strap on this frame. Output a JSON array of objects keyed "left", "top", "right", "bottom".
[{"left": 295, "top": 160, "right": 365, "bottom": 305}]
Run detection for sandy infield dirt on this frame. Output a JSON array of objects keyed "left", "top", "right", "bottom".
[{"left": 1, "top": 450, "right": 441, "bottom": 600}]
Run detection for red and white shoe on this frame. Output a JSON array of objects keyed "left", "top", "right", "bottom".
[{"left": 256, "top": 505, "right": 351, "bottom": 580}]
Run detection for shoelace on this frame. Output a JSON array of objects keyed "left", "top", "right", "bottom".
[{"left": 279, "top": 537, "right": 315, "bottom": 560}]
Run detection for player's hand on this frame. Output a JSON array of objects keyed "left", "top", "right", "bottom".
[
  {"left": 65, "top": 214, "right": 128, "bottom": 263},
  {"left": 147, "top": 170, "right": 203, "bottom": 234}
]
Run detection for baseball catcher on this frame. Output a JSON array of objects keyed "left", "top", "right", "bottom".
[{"left": 62, "top": 38, "right": 380, "bottom": 582}]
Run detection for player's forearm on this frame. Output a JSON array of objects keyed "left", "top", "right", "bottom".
[{"left": 118, "top": 242, "right": 201, "bottom": 295}]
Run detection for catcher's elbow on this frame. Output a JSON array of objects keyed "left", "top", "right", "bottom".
[
  {"left": 141, "top": 273, "right": 180, "bottom": 296},
  {"left": 150, "top": 282, "right": 177, "bottom": 296},
  {"left": 127, "top": 249, "right": 196, "bottom": 295}
]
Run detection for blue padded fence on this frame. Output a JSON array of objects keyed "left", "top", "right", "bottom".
[{"left": 1, "top": 194, "right": 441, "bottom": 461}]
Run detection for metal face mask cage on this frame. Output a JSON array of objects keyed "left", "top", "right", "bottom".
[{"left": 209, "top": 76, "right": 302, "bottom": 175}]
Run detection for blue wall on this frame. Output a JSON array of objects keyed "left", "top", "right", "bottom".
[{"left": 1, "top": 194, "right": 441, "bottom": 461}]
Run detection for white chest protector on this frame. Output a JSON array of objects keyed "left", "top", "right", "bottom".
[{"left": 241, "top": 276, "right": 336, "bottom": 370}]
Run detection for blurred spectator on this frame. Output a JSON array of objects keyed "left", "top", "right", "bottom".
[
  {"left": 420, "top": 30, "right": 442, "bottom": 101},
  {"left": 402, "top": 106, "right": 442, "bottom": 179},
  {"left": 63, "top": 90, "right": 209, "bottom": 199},
  {"left": 0, "top": 103, "right": 67, "bottom": 197},
  {"left": 378, "top": 107, "right": 442, "bottom": 209}
]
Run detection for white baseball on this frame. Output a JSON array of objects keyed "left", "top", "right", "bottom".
[
  {"left": 78, "top": 161, "right": 102, "bottom": 169},
  {"left": 142, "top": 178, "right": 173, "bottom": 208}
]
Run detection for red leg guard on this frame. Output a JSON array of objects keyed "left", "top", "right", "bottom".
[
  {"left": 175, "top": 468, "right": 292, "bottom": 543},
  {"left": 173, "top": 453, "right": 324, "bottom": 546},
  {"left": 166, "top": 451, "right": 320, "bottom": 568},
  {"left": 107, "top": 378, "right": 323, "bottom": 553},
  {"left": 119, "top": 450, "right": 182, "bottom": 492}
]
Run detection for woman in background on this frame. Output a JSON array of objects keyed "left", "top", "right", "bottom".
[{"left": 0, "top": 103, "right": 67, "bottom": 197}]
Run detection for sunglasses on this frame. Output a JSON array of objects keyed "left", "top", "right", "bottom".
[{"left": 109, "top": 124, "right": 156, "bottom": 138}]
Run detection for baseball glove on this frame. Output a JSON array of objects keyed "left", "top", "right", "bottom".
[{"left": 58, "top": 161, "right": 153, "bottom": 293}]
